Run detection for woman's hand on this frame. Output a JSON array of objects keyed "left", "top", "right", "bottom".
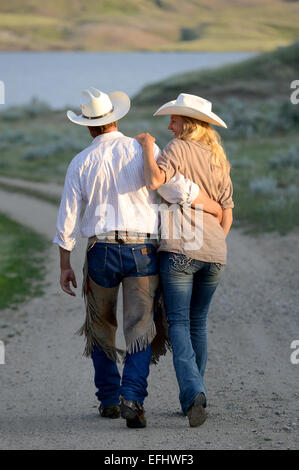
[
  {"left": 220, "top": 208, "right": 233, "bottom": 237},
  {"left": 134, "top": 133, "right": 155, "bottom": 148}
]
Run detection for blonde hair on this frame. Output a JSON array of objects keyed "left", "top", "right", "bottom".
[{"left": 178, "top": 116, "right": 230, "bottom": 177}]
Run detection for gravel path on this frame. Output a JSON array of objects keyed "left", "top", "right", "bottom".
[{"left": 0, "top": 182, "right": 298, "bottom": 450}]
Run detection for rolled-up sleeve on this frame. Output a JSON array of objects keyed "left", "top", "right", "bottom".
[
  {"left": 157, "top": 139, "right": 183, "bottom": 183},
  {"left": 218, "top": 175, "right": 234, "bottom": 209},
  {"left": 53, "top": 160, "right": 83, "bottom": 251},
  {"left": 158, "top": 173, "right": 200, "bottom": 206}
]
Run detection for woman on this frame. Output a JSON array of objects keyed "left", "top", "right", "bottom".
[{"left": 135, "top": 93, "right": 234, "bottom": 427}]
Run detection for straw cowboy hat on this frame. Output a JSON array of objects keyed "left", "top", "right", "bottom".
[
  {"left": 154, "top": 93, "right": 227, "bottom": 128},
  {"left": 67, "top": 87, "right": 130, "bottom": 126}
]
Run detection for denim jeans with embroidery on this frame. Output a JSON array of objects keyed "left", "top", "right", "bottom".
[
  {"left": 88, "top": 242, "right": 158, "bottom": 407},
  {"left": 159, "top": 251, "right": 225, "bottom": 415}
]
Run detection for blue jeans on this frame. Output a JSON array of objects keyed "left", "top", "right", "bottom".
[
  {"left": 87, "top": 242, "right": 158, "bottom": 407},
  {"left": 159, "top": 252, "right": 225, "bottom": 415},
  {"left": 92, "top": 345, "right": 152, "bottom": 407}
]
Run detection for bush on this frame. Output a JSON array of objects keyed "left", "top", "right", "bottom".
[
  {"left": 22, "top": 138, "right": 85, "bottom": 161},
  {"left": 249, "top": 177, "right": 277, "bottom": 195},
  {"left": 21, "top": 97, "right": 51, "bottom": 118},
  {"left": 231, "top": 156, "right": 254, "bottom": 169},
  {"left": 0, "top": 130, "right": 25, "bottom": 143},
  {"left": 0, "top": 98, "right": 51, "bottom": 122},
  {"left": 269, "top": 145, "right": 299, "bottom": 169},
  {"left": 180, "top": 27, "right": 199, "bottom": 41},
  {"left": 215, "top": 97, "right": 299, "bottom": 139}
]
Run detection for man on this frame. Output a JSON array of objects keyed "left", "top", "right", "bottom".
[{"left": 53, "top": 87, "right": 222, "bottom": 428}]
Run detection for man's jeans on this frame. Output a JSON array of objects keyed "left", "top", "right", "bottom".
[
  {"left": 87, "top": 241, "right": 158, "bottom": 407},
  {"left": 159, "top": 252, "right": 225, "bottom": 415}
]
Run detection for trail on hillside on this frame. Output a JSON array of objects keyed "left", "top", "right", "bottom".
[{"left": 0, "top": 180, "right": 298, "bottom": 450}]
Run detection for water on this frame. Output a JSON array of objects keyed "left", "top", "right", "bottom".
[{"left": 0, "top": 51, "right": 256, "bottom": 109}]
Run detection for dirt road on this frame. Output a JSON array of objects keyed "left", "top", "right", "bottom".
[{"left": 0, "top": 179, "right": 298, "bottom": 450}]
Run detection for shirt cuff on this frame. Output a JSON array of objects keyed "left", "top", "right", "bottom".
[
  {"left": 53, "top": 234, "right": 76, "bottom": 252},
  {"left": 187, "top": 182, "right": 200, "bottom": 206}
]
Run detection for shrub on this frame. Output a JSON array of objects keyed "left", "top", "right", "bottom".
[
  {"left": 249, "top": 177, "right": 277, "bottom": 195},
  {"left": 22, "top": 138, "right": 85, "bottom": 161},
  {"left": 22, "top": 97, "right": 51, "bottom": 117},
  {"left": 216, "top": 97, "right": 299, "bottom": 139},
  {"left": 269, "top": 145, "right": 299, "bottom": 169},
  {"left": 0, "top": 130, "right": 25, "bottom": 143},
  {"left": 0, "top": 98, "right": 51, "bottom": 122},
  {"left": 180, "top": 27, "right": 199, "bottom": 41},
  {"left": 230, "top": 156, "right": 254, "bottom": 169}
]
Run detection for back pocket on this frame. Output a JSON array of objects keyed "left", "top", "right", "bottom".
[
  {"left": 208, "top": 262, "right": 225, "bottom": 275},
  {"left": 132, "top": 244, "right": 158, "bottom": 275}
]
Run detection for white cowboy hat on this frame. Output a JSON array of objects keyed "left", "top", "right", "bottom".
[
  {"left": 67, "top": 87, "right": 130, "bottom": 126},
  {"left": 153, "top": 93, "right": 227, "bottom": 128}
]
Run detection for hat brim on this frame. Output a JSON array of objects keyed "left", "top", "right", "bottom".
[
  {"left": 153, "top": 102, "right": 227, "bottom": 128},
  {"left": 67, "top": 91, "right": 130, "bottom": 126}
]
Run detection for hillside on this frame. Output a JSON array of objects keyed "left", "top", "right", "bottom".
[
  {"left": 133, "top": 41, "right": 299, "bottom": 105},
  {"left": 129, "top": 41, "right": 299, "bottom": 235},
  {"left": 0, "top": 0, "right": 299, "bottom": 51}
]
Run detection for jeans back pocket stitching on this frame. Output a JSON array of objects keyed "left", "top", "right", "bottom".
[{"left": 169, "top": 253, "right": 193, "bottom": 272}]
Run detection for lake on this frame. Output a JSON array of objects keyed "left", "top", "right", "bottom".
[{"left": 0, "top": 51, "right": 256, "bottom": 109}]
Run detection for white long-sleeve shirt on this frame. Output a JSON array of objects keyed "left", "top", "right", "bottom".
[{"left": 53, "top": 131, "right": 199, "bottom": 251}]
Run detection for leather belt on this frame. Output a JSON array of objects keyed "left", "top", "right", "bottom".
[
  {"left": 89, "top": 231, "right": 156, "bottom": 245},
  {"left": 114, "top": 230, "right": 151, "bottom": 243}
]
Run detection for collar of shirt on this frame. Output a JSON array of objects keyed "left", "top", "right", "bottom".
[{"left": 92, "top": 131, "right": 124, "bottom": 145}]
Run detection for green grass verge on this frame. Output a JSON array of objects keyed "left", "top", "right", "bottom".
[{"left": 0, "top": 212, "right": 48, "bottom": 310}]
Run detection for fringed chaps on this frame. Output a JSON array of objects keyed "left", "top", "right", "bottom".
[{"left": 77, "top": 238, "right": 171, "bottom": 364}]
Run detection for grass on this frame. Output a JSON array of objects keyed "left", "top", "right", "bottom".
[
  {"left": 227, "top": 134, "right": 299, "bottom": 234},
  {"left": 0, "top": 13, "right": 61, "bottom": 27},
  {"left": 0, "top": 107, "right": 91, "bottom": 183},
  {"left": 0, "top": 213, "right": 48, "bottom": 310},
  {"left": 0, "top": 0, "right": 299, "bottom": 51}
]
